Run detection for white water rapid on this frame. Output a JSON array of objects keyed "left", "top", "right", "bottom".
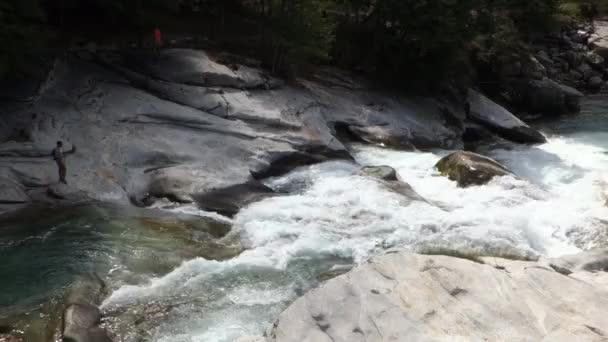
[{"left": 101, "top": 114, "right": 608, "bottom": 341}]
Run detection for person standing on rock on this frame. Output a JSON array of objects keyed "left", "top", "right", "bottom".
[
  {"left": 153, "top": 27, "right": 162, "bottom": 57},
  {"left": 52, "top": 141, "right": 76, "bottom": 185}
]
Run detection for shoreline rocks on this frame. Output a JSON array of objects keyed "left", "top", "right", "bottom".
[
  {"left": 466, "top": 89, "right": 546, "bottom": 144},
  {"left": 269, "top": 249, "right": 608, "bottom": 342},
  {"left": 62, "top": 276, "right": 111, "bottom": 342},
  {"left": 0, "top": 49, "right": 466, "bottom": 217},
  {"left": 192, "top": 182, "right": 277, "bottom": 217},
  {"left": 435, "top": 151, "right": 514, "bottom": 187}
]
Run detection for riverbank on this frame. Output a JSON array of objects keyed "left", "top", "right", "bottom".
[
  {"left": 0, "top": 38, "right": 592, "bottom": 218},
  {"left": 1, "top": 27, "right": 608, "bottom": 341},
  {"left": 1, "top": 96, "right": 607, "bottom": 340}
]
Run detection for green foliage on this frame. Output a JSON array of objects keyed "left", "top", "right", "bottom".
[
  {"left": 261, "top": 0, "right": 336, "bottom": 72},
  {"left": 0, "top": 0, "right": 48, "bottom": 77},
  {"left": 0, "top": 0, "right": 586, "bottom": 86}
]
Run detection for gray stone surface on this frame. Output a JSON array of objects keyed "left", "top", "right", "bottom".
[
  {"left": 509, "top": 77, "right": 583, "bottom": 116},
  {"left": 0, "top": 49, "right": 465, "bottom": 215},
  {"left": 435, "top": 151, "right": 514, "bottom": 187},
  {"left": 192, "top": 182, "right": 276, "bottom": 218},
  {"left": 358, "top": 166, "right": 398, "bottom": 181},
  {"left": 270, "top": 250, "right": 608, "bottom": 342},
  {"left": 467, "top": 90, "right": 546, "bottom": 144},
  {"left": 590, "top": 21, "right": 608, "bottom": 59},
  {"left": 62, "top": 304, "right": 110, "bottom": 342}
]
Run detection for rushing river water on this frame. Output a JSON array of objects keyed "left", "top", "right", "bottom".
[{"left": 1, "top": 97, "right": 607, "bottom": 341}]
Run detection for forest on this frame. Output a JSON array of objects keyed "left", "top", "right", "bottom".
[{"left": 0, "top": 0, "right": 606, "bottom": 87}]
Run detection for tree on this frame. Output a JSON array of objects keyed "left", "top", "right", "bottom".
[{"left": 0, "top": 0, "right": 48, "bottom": 77}]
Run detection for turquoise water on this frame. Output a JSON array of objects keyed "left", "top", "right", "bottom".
[{"left": 0, "top": 204, "right": 231, "bottom": 339}]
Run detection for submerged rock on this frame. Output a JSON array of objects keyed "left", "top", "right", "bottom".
[
  {"left": 192, "top": 182, "right": 276, "bottom": 217},
  {"left": 270, "top": 250, "right": 608, "bottom": 342},
  {"left": 466, "top": 90, "right": 546, "bottom": 144},
  {"left": 435, "top": 151, "right": 514, "bottom": 187},
  {"left": 549, "top": 249, "right": 608, "bottom": 273},
  {"left": 0, "top": 335, "right": 23, "bottom": 342},
  {"left": 359, "top": 165, "right": 426, "bottom": 203},
  {"left": 62, "top": 304, "right": 110, "bottom": 342},
  {"left": 358, "top": 166, "right": 398, "bottom": 181},
  {"left": 137, "top": 216, "right": 231, "bottom": 239}
]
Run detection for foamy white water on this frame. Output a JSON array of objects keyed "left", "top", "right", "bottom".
[{"left": 102, "top": 117, "right": 608, "bottom": 341}]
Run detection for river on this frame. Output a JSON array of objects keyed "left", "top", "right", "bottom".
[{"left": 1, "top": 97, "right": 607, "bottom": 341}]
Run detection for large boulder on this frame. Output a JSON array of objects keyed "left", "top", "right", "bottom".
[
  {"left": 466, "top": 90, "right": 546, "bottom": 144},
  {"left": 521, "top": 55, "right": 547, "bottom": 80},
  {"left": 585, "top": 52, "right": 605, "bottom": 69},
  {"left": 508, "top": 78, "right": 583, "bottom": 116},
  {"left": 435, "top": 151, "right": 514, "bottom": 187},
  {"left": 62, "top": 304, "right": 110, "bottom": 342},
  {"left": 589, "top": 21, "right": 608, "bottom": 59},
  {"left": 192, "top": 182, "right": 276, "bottom": 217},
  {"left": 0, "top": 49, "right": 465, "bottom": 215},
  {"left": 270, "top": 250, "right": 608, "bottom": 342},
  {"left": 587, "top": 76, "right": 604, "bottom": 92},
  {"left": 358, "top": 166, "right": 398, "bottom": 181}
]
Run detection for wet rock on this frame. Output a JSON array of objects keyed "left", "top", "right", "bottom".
[
  {"left": 358, "top": 166, "right": 426, "bottom": 202},
  {"left": 466, "top": 90, "right": 546, "bottom": 144},
  {"left": 521, "top": 56, "right": 546, "bottom": 80},
  {"left": 577, "top": 63, "right": 595, "bottom": 80},
  {"left": 137, "top": 216, "right": 231, "bottom": 239},
  {"left": 250, "top": 148, "right": 353, "bottom": 180},
  {"left": 271, "top": 250, "right": 608, "bottom": 342},
  {"left": 563, "top": 51, "right": 583, "bottom": 68},
  {"left": 0, "top": 335, "right": 22, "bottom": 342},
  {"left": 0, "top": 300, "right": 64, "bottom": 342},
  {"left": 62, "top": 303, "right": 110, "bottom": 342},
  {"left": 435, "top": 151, "right": 514, "bottom": 187},
  {"left": 358, "top": 166, "right": 398, "bottom": 181},
  {"left": 346, "top": 125, "right": 416, "bottom": 150},
  {"left": 585, "top": 52, "right": 605, "bottom": 69},
  {"left": 234, "top": 337, "right": 266, "bottom": 342},
  {"left": 196, "top": 240, "right": 244, "bottom": 261},
  {"left": 499, "top": 60, "right": 522, "bottom": 78},
  {"left": 192, "top": 182, "right": 276, "bottom": 217},
  {"left": 0, "top": 177, "right": 29, "bottom": 204},
  {"left": 549, "top": 249, "right": 608, "bottom": 274},
  {"left": 0, "top": 48, "right": 464, "bottom": 215},
  {"left": 380, "top": 180, "right": 427, "bottom": 203},
  {"left": 508, "top": 78, "right": 583, "bottom": 116},
  {"left": 587, "top": 76, "right": 604, "bottom": 92},
  {"left": 462, "top": 122, "right": 498, "bottom": 146},
  {"left": 317, "top": 264, "right": 354, "bottom": 282},
  {"left": 121, "top": 49, "right": 270, "bottom": 89},
  {"left": 535, "top": 50, "right": 554, "bottom": 68},
  {"left": 590, "top": 21, "right": 608, "bottom": 59},
  {"left": 568, "top": 69, "right": 584, "bottom": 81},
  {"left": 66, "top": 275, "right": 106, "bottom": 307}
]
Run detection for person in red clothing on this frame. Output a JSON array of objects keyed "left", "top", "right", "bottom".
[{"left": 153, "top": 28, "right": 162, "bottom": 56}]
